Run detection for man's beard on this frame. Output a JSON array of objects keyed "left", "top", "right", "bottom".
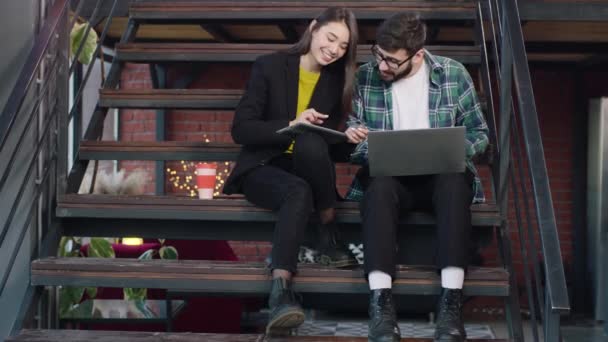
[{"left": 390, "top": 62, "right": 413, "bottom": 82}]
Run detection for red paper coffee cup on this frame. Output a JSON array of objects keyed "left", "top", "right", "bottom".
[{"left": 196, "top": 162, "right": 217, "bottom": 199}]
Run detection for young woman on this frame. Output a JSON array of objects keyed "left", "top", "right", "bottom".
[{"left": 223, "top": 7, "right": 358, "bottom": 334}]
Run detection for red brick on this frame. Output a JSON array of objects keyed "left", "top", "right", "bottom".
[
  {"left": 170, "top": 111, "right": 216, "bottom": 121},
  {"left": 185, "top": 133, "right": 207, "bottom": 142},
  {"left": 169, "top": 122, "right": 201, "bottom": 132},
  {"left": 121, "top": 111, "right": 134, "bottom": 121},
  {"left": 121, "top": 132, "right": 133, "bottom": 141},
  {"left": 168, "top": 133, "right": 188, "bottom": 141},
  {"left": 121, "top": 121, "right": 145, "bottom": 133},
  {"left": 144, "top": 120, "right": 157, "bottom": 131},
  {"left": 133, "top": 110, "right": 156, "bottom": 120},
  {"left": 210, "top": 122, "right": 232, "bottom": 132},
  {"left": 132, "top": 132, "right": 156, "bottom": 141}
]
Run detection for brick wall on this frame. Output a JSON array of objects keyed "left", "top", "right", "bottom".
[{"left": 118, "top": 61, "right": 606, "bottom": 304}]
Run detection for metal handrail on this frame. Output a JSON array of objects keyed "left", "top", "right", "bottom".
[
  {"left": 501, "top": 0, "right": 570, "bottom": 314},
  {"left": 0, "top": 94, "right": 60, "bottom": 248},
  {"left": 0, "top": 0, "right": 69, "bottom": 150},
  {"left": 0, "top": 151, "right": 57, "bottom": 296},
  {"left": 488, "top": 0, "right": 546, "bottom": 332},
  {"left": 0, "top": 56, "right": 61, "bottom": 193}
]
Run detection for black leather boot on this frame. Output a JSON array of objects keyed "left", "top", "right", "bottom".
[
  {"left": 434, "top": 288, "right": 466, "bottom": 341},
  {"left": 266, "top": 277, "right": 305, "bottom": 335},
  {"left": 368, "top": 289, "right": 401, "bottom": 342},
  {"left": 316, "top": 223, "right": 358, "bottom": 268}
]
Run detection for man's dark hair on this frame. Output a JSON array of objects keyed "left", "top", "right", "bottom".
[{"left": 376, "top": 13, "right": 426, "bottom": 55}]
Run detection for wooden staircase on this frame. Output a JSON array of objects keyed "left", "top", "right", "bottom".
[
  {"left": 12, "top": 0, "right": 523, "bottom": 341},
  {"left": 8, "top": 330, "right": 505, "bottom": 342}
]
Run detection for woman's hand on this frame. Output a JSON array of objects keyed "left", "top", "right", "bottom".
[
  {"left": 345, "top": 126, "right": 369, "bottom": 144},
  {"left": 289, "top": 108, "right": 328, "bottom": 126}
]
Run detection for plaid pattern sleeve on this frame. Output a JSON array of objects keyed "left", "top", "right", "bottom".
[
  {"left": 346, "top": 63, "right": 391, "bottom": 166},
  {"left": 454, "top": 63, "right": 489, "bottom": 160},
  {"left": 345, "top": 51, "right": 489, "bottom": 203}
]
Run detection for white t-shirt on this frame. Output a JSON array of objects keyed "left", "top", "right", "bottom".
[{"left": 391, "top": 61, "right": 430, "bottom": 130}]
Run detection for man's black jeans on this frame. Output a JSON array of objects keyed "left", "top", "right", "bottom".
[{"left": 358, "top": 167, "right": 475, "bottom": 279}]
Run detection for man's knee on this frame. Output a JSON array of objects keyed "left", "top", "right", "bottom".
[
  {"left": 434, "top": 173, "right": 471, "bottom": 193},
  {"left": 362, "top": 177, "right": 401, "bottom": 208}
]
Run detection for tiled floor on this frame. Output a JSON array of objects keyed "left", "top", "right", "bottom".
[
  {"left": 295, "top": 320, "right": 494, "bottom": 339},
  {"left": 247, "top": 310, "right": 608, "bottom": 340},
  {"left": 246, "top": 311, "right": 495, "bottom": 339}
]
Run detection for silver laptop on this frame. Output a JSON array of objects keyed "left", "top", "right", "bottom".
[{"left": 368, "top": 126, "right": 466, "bottom": 177}]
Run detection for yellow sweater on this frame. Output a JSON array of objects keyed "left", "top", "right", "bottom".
[{"left": 285, "top": 67, "right": 320, "bottom": 153}]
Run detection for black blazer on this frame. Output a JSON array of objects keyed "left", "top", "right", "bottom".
[{"left": 223, "top": 52, "right": 346, "bottom": 194}]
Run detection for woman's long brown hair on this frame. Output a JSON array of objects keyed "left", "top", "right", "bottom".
[{"left": 286, "top": 7, "right": 358, "bottom": 114}]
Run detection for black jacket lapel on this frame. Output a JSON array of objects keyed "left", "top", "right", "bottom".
[
  {"left": 285, "top": 54, "right": 299, "bottom": 120},
  {"left": 308, "top": 68, "right": 334, "bottom": 115}
]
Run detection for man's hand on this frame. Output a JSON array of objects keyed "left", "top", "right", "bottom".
[
  {"left": 345, "top": 126, "right": 369, "bottom": 144},
  {"left": 289, "top": 108, "right": 328, "bottom": 126}
]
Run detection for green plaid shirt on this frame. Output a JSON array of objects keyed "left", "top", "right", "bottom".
[{"left": 346, "top": 50, "right": 489, "bottom": 203}]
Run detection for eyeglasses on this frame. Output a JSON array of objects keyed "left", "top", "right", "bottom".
[{"left": 371, "top": 45, "right": 415, "bottom": 70}]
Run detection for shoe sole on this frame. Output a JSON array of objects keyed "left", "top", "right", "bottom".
[{"left": 265, "top": 310, "right": 305, "bottom": 335}]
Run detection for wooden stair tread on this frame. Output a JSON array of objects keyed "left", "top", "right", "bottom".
[
  {"left": 77, "top": 140, "right": 493, "bottom": 165},
  {"left": 99, "top": 89, "right": 488, "bottom": 112},
  {"left": 79, "top": 140, "right": 240, "bottom": 161},
  {"left": 101, "top": 88, "right": 243, "bottom": 97},
  {"left": 130, "top": 1, "right": 476, "bottom": 21},
  {"left": 31, "top": 258, "right": 508, "bottom": 296},
  {"left": 57, "top": 194, "right": 501, "bottom": 227},
  {"left": 9, "top": 329, "right": 504, "bottom": 342},
  {"left": 115, "top": 43, "right": 481, "bottom": 64},
  {"left": 99, "top": 89, "right": 242, "bottom": 109}
]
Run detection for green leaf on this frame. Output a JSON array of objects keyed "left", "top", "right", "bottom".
[
  {"left": 85, "top": 287, "right": 97, "bottom": 299},
  {"left": 88, "top": 238, "right": 115, "bottom": 258},
  {"left": 59, "top": 286, "right": 84, "bottom": 316},
  {"left": 159, "top": 246, "right": 178, "bottom": 260},
  {"left": 158, "top": 239, "right": 166, "bottom": 245},
  {"left": 70, "top": 22, "right": 98, "bottom": 65},
  {"left": 138, "top": 249, "right": 156, "bottom": 260},
  {"left": 123, "top": 287, "right": 147, "bottom": 301}
]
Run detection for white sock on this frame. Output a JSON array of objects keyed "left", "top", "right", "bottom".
[
  {"left": 441, "top": 267, "right": 465, "bottom": 289},
  {"left": 368, "top": 270, "right": 392, "bottom": 290}
]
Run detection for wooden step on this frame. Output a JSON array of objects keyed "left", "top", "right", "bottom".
[
  {"left": 79, "top": 141, "right": 241, "bottom": 161},
  {"left": 99, "top": 89, "right": 241, "bottom": 109},
  {"left": 57, "top": 194, "right": 499, "bottom": 240},
  {"left": 115, "top": 43, "right": 481, "bottom": 65},
  {"left": 9, "top": 329, "right": 504, "bottom": 342},
  {"left": 77, "top": 141, "right": 493, "bottom": 165},
  {"left": 129, "top": 1, "right": 476, "bottom": 21},
  {"left": 31, "top": 258, "right": 509, "bottom": 297},
  {"left": 99, "top": 88, "right": 488, "bottom": 111},
  {"left": 56, "top": 194, "right": 502, "bottom": 241}
]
